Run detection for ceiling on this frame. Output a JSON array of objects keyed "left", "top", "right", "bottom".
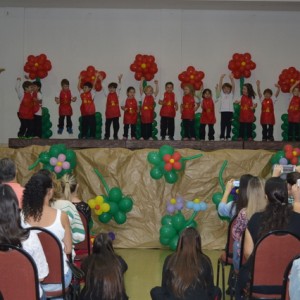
[{"left": 0, "top": 0, "right": 300, "bottom": 11}]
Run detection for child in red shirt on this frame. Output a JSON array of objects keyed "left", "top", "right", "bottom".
[
  {"left": 139, "top": 78, "right": 159, "bottom": 140},
  {"left": 236, "top": 83, "right": 257, "bottom": 141},
  {"left": 181, "top": 84, "right": 200, "bottom": 140},
  {"left": 15, "top": 78, "right": 34, "bottom": 138},
  {"left": 121, "top": 87, "right": 139, "bottom": 140},
  {"left": 55, "top": 79, "right": 77, "bottom": 135},
  {"left": 288, "top": 80, "right": 300, "bottom": 141},
  {"left": 32, "top": 80, "right": 43, "bottom": 138},
  {"left": 159, "top": 82, "right": 178, "bottom": 140},
  {"left": 200, "top": 89, "right": 216, "bottom": 140},
  {"left": 256, "top": 80, "right": 280, "bottom": 141}
]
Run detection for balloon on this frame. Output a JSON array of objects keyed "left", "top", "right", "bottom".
[
  {"left": 54, "top": 165, "right": 62, "bottom": 173},
  {"left": 164, "top": 171, "right": 178, "bottom": 184},
  {"left": 173, "top": 162, "right": 182, "bottom": 170},
  {"left": 169, "top": 235, "right": 179, "bottom": 251},
  {"left": 212, "top": 192, "right": 223, "bottom": 206},
  {"left": 163, "top": 154, "right": 172, "bottom": 163},
  {"left": 161, "top": 215, "right": 173, "bottom": 226},
  {"left": 108, "top": 201, "right": 118, "bottom": 215},
  {"left": 164, "top": 163, "right": 173, "bottom": 172},
  {"left": 279, "top": 157, "right": 288, "bottom": 165},
  {"left": 114, "top": 211, "right": 127, "bottom": 224},
  {"left": 160, "top": 236, "right": 170, "bottom": 246},
  {"left": 99, "top": 212, "right": 112, "bottom": 223},
  {"left": 172, "top": 213, "right": 185, "bottom": 231},
  {"left": 150, "top": 166, "right": 164, "bottom": 180},
  {"left": 62, "top": 161, "right": 70, "bottom": 170},
  {"left": 186, "top": 201, "right": 194, "bottom": 209},
  {"left": 286, "top": 151, "right": 293, "bottom": 160},
  {"left": 166, "top": 204, "right": 175, "bottom": 214},
  {"left": 49, "top": 157, "right": 57, "bottom": 166},
  {"left": 119, "top": 197, "right": 133, "bottom": 213},
  {"left": 160, "top": 225, "right": 177, "bottom": 239},
  {"left": 57, "top": 154, "right": 66, "bottom": 162},
  {"left": 159, "top": 145, "right": 174, "bottom": 158},
  {"left": 284, "top": 144, "right": 293, "bottom": 153},
  {"left": 291, "top": 157, "right": 298, "bottom": 165},
  {"left": 147, "top": 152, "right": 161, "bottom": 165},
  {"left": 109, "top": 187, "right": 123, "bottom": 203}
]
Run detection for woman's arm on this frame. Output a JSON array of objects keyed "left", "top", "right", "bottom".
[
  {"left": 243, "top": 228, "right": 254, "bottom": 259},
  {"left": 61, "top": 211, "right": 72, "bottom": 255}
]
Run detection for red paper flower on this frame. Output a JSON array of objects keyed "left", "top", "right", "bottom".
[
  {"left": 163, "top": 152, "right": 182, "bottom": 172},
  {"left": 178, "top": 66, "right": 205, "bottom": 90},
  {"left": 228, "top": 53, "right": 256, "bottom": 79},
  {"left": 130, "top": 54, "right": 158, "bottom": 81},
  {"left": 23, "top": 54, "right": 52, "bottom": 80},
  {"left": 79, "top": 66, "right": 106, "bottom": 92},
  {"left": 277, "top": 67, "right": 300, "bottom": 93}
]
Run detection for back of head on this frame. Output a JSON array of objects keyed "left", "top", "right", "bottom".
[
  {"left": 23, "top": 173, "right": 53, "bottom": 222},
  {"left": 92, "top": 233, "right": 115, "bottom": 255},
  {"left": 0, "top": 158, "right": 16, "bottom": 183},
  {"left": 60, "top": 174, "right": 77, "bottom": 202},
  {"left": 37, "top": 169, "right": 62, "bottom": 201},
  {"left": 233, "top": 174, "right": 253, "bottom": 215},
  {"left": 286, "top": 172, "right": 300, "bottom": 185}
]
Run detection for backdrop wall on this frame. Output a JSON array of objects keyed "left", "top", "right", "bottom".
[{"left": 0, "top": 7, "right": 299, "bottom": 143}]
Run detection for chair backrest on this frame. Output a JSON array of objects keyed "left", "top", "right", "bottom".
[
  {"left": 249, "top": 230, "right": 300, "bottom": 298},
  {"left": 29, "top": 227, "right": 66, "bottom": 290},
  {"left": 282, "top": 254, "right": 300, "bottom": 300},
  {"left": 224, "top": 214, "right": 238, "bottom": 263},
  {"left": 0, "top": 243, "right": 40, "bottom": 300},
  {"left": 74, "top": 209, "right": 91, "bottom": 255}
]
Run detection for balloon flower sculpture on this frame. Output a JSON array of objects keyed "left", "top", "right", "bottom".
[
  {"left": 147, "top": 145, "right": 203, "bottom": 184},
  {"left": 88, "top": 169, "right": 133, "bottom": 225},
  {"left": 271, "top": 144, "right": 300, "bottom": 166},
  {"left": 23, "top": 53, "right": 52, "bottom": 80},
  {"left": 211, "top": 160, "right": 234, "bottom": 222},
  {"left": 160, "top": 196, "right": 207, "bottom": 250},
  {"left": 130, "top": 54, "right": 158, "bottom": 81},
  {"left": 28, "top": 144, "right": 76, "bottom": 179},
  {"left": 79, "top": 66, "right": 106, "bottom": 92},
  {"left": 277, "top": 67, "right": 300, "bottom": 93},
  {"left": 178, "top": 66, "right": 205, "bottom": 90}
]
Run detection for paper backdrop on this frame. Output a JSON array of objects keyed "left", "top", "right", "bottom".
[{"left": 0, "top": 146, "right": 272, "bottom": 249}]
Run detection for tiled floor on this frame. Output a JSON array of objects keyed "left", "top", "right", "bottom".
[{"left": 117, "top": 248, "right": 231, "bottom": 300}]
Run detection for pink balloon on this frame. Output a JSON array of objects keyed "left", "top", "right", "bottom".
[
  {"left": 54, "top": 165, "right": 62, "bottom": 173},
  {"left": 57, "top": 154, "right": 66, "bottom": 162},
  {"left": 50, "top": 157, "right": 57, "bottom": 166},
  {"left": 62, "top": 161, "right": 70, "bottom": 170}
]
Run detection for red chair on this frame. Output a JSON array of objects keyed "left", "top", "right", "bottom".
[
  {"left": 0, "top": 243, "right": 40, "bottom": 300},
  {"left": 248, "top": 230, "right": 300, "bottom": 299},
  {"left": 29, "top": 227, "right": 70, "bottom": 299},
  {"left": 216, "top": 215, "right": 237, "bottom": 300}
]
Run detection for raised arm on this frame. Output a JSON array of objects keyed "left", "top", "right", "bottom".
[
  {"left": 229, "top": 73, "right": 235, "bottom": 94},
  {"left": 92, "top": 72, "right": 98, "bottom": 90},
  {"left": 77, "top": 76, "right": 82, "bottom": 93},
  {"left": 290, "top": 80, "right": 300, "bottom": 94},
  {"left": 154, "top": 80, "right": 159, "bottom": 98},
  {"left": 217, "top": 74, "right": 225, "bottom": 96},
  {"left": 274, "top": 83, "right": 280, "bottom": 98},
  {"left": 256, "top": 80, "right": 262, "bottom": 99},
  {"left": 139, "top": 78, "right": 144, "bottom": 96}
]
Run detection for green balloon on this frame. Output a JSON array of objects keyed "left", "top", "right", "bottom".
[
  {"left": 108, "top": 201, "right": 119, "bottom": 216},
  {"left": 43, "top": 164, "right": 54, "bottom": 172},
  {"left": 152, "top": 120, "right": 158, "bottom": 127},
  {"left": 114, "top": 211, "right": 127, "bottom": 224},
  {"left": 147, "top": 152, "right": 161, "bottom": 165},
  {"left": 169, "top": 235, "right": 179, "bottom": 251},
  {"left": 159, "top": 145, "right": 174, "bottom": 159},
  {"left": 233, "top": 103, "right": 240, "bottom": 113},
  {"left": 281, "top": 114, "right": 288, "bottom": 122},
  {"left": 212, "top": 192, "right": 223, "bottom": 206},
  {"left": 119, "top": 197, "right": 133, "bottom": 213},
  {"left": 99, "top": 212, "right": 112, "bottom": 223},
  {"left": 39, "top": 152, "right": 50, "bottom": 164},
  {"left": 49, "top": 144, "right": 66, "bottom": 157},
  {"left": 195, "top": 113, "right": 201, "bottom": 121},
  {"left": 161, "top": 215, "right": 173, "bottom": 226},
  {"left": 160, "top": 225, "right": 177, "bottom": 239},
  {"left": 109, "top": 187, "right": 123, "bottom": 203},
  {"left": 152, "top": 128, "right": 158, "bottom": 136},
  {"left": 232, "top": 120, "right": 239, "bottom": 128},
  {"left": 232, "top": 128, "right": 238, "bottom": 135},
  {"left": 159, "top": 236, "right": 170, "bottom": 246},
  {"left": 164, "top": 170, "right": 178, "bottom": 184},
  {"left": 172, "top": 213, "right": 186, "bottom": 231},
  {"left": 281, "top": 124, "right": 288, "bottom": 131},
  {"left": 42, "top": 107, "right": 49, "bottom": 114},
  {"left": 150, "top": 166, "right": 164, "bottom": 180},
  {"left": 271, "top": 150, "right": 285, "bottom": 165},
  {"left": 189, "top": 220, "right": 197, "bottom": 228}
]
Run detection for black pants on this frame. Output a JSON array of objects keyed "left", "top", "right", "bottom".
[
  {"left": 182, "top": 119, "right": 195, "bottom": 139},
  {"left": 123, "top": 124, "right": 136, "bottom": 138},
  {"left": 220, "top": 112, "right": 233, "bottom": 139},
  {"left": 81, "top": 114, "right": 96, "bottom": 138},
  {"left": 262, "top": 124, "right": 274, "bottom": 140},
  {"left": 199, "top": 124, "right": 215, "bottom": 140},
  {"left": 160, "top": 117, "right": 175, "bottom": 138},
  {"left": 141, "top": 123, "right": 152, "bottom": 140},
  {"left": 288, "top": 122, "right": 300, "bottom": 141},
  {"left": 239, "top": 122, "right": 252, "bottom": 140},
  {"left": 105, "top": 117, "right": 120, "bottom": 139},
  {"left": 33, "top": 115, "right": 42, "bottom": 138},
  {"left": 18, "top": 115, "right": 33, "bottom": 137},
  {"left": 58, "top": 115, "right": 72, "bottom": 129}
]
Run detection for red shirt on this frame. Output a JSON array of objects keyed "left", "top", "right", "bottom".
[
  {"left": 18, "top": 92, "right": 34, "bottom": 119},
  {"left": 200, "top": 98, "right": 216, "bottom": 124},
  {"left": 160, "top": 92, "right": 176, "bottom": 118},
  {"left": 239, "top": 95, "right": 255, "bottom": 123},
  {"left": 141, "top": 95, "right": 155, "bottom": 124},
  {"left": 181, "top": 94, "right": 195, "bottom": 120},
  {"left": 105, "top": 92, "right": 121, "bottom": 119},
  {"left": 80, "top": 91, "right": 95, "bottom": 116},
  {"left": 32, "top": 91, "right": 40, "bottom": 114},
  {"left": 123, "top": 98, "right": 138, "bottom": 125},
  {"left": 288, "top": 96, "right": 300, "bottom": 123},
  {"left": 59, "top": 90, "right": 73, "bottom": 116},
  {"left": 260, "top": 98, "right": 275, "bottom": 125}
]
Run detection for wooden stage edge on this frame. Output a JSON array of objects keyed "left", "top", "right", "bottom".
[{"left": 7, "top": 138, "right": 300, "bottom": 151}]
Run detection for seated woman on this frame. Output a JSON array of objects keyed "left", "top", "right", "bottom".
[
  {"left": 22, "top": 173, "right": 72, "bottom": 295},
  {"left": 80, "top": 233, "right": 128, "bottom": 300},
  {"left": 150, "top": 227, "right": 221, "bottom": 300},
  {"left": 0, "top": 184, "right": 49, "bottom": 300},
  {"left": 236, "top": 177, "right": 300, "bottom": 299}
]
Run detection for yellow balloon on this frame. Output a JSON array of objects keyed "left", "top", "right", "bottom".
[
  {"left": 95, "top": 208, "right": 103, "bottom": 215},
  {"left": 193, "top": 198, "right": 200, "bottom": 203},
  {"left": 102, "top": 203, "right": 110, "bottom": 213},
  {"left": 170, "top": 198, "right": 176, "bottom": 204},
  {"left": 88, "top": 199, "right": 96, "bottom": 209},
  {"left": 95, "top": 195, "right": 104, "bottom": 204}
]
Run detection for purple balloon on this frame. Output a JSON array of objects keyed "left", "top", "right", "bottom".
[
  {"left": 279, "top": 157, "right": 288, "bottom": 165},
  {"left": 50, "top": 157, "right": 57, "bottom": 166},
  {"left": 108, "top": 232, "right": 115, "bottom": 241},
  {"left": 166, "top": 204, "right": 175, "bottom": 214},
  {"left": 175, "top": 202, "right": 184, "bottom": 210},
  {"left": 62, "top": 161, "right": 70, "bottom": 170}
]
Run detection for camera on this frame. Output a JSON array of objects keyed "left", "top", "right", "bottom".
[
  {"left": 233, "top": 180, "right": 240, "bottom": 187},
  {"left": 281, "top": 165, "right": 296, "bottom": 174}
]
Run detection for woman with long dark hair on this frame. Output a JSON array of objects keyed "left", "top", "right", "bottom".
[
  {"left": 80, "top": 233, "right": 128, "bottom": 300},
  {"left": 150, "top": 227, "right": 220, "bottom": 300},
  {"left": 0, "top": 184, "right": 48, "bottom": 299}
]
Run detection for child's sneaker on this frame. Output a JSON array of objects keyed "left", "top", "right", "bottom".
[
  {"left": 57, "top": 128, "right": 63, "bottom": 135},
  {"left": 131, "top": 137, "right": 136, "bottom": 140},
  {"left": 67, "top": 127, "right": 73, "bottom": 134},
  {"left": 123, "top": 136, "right": 127, "bottom": 140}
]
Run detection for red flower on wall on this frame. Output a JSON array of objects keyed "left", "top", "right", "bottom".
[
  {"left": 130, "top": 54, "right": 158, "bottom": 81},
  {"left": 23, "top": 54, "right": 52, "bottom": 80},
  {"left": 228, "top": 53, "right": 256, "bottom": 79},
  {"left": 278, "top": 67, "right": 300, "bottom": 93},
  {"left": 79, "top": 66, "right": 106, "bottom": 92},
  {"left": 178, "top": 66, "right": 205, "bottom": 90}
]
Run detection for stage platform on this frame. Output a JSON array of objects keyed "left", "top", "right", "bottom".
[{"left": 8, "top": 138, "right": 299, "bottom": 150}]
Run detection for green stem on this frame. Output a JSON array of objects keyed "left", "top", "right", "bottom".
[
  {"left": 182, "top": 154, "right": 203, "bottom": 161},
  {"left": 94, "top": 168, "right": 110, "bottom": 195},
  {"left": 28, "top": 159, "right": 40, "bottom": 171},
  {"left": 240, "top": 77, "right": 245, "bottom": 96},
  {"left": 219, "top": 160, "right": 228, "bottom": 193},
  {"left": 185, "top": 211, "right": 199, "bottom": 227}
]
